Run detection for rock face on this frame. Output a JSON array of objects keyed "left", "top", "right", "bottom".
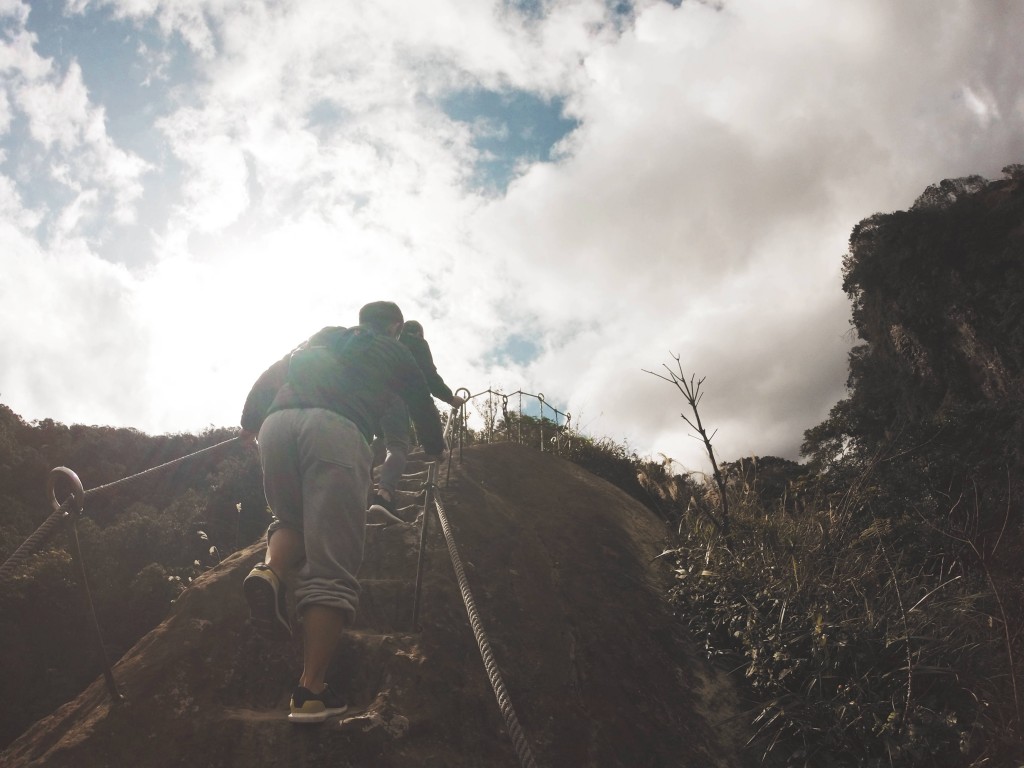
[
  {"left": 846, "top": 170, "right": 1024, "bottom": 417},
  {"left": 2, "top": 443, "right": 750, "bottom": 768}
]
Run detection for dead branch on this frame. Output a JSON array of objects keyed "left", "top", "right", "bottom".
[{"left": 644, "top": 353, "right": 731, "bottom": 539}]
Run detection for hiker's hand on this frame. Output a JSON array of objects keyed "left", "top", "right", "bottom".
[
  {"left": 450, "top": 395, "right": 466, "bottom": 407},
  {"left": 240, "top": 429, "right": 258, "bottom": 446}
]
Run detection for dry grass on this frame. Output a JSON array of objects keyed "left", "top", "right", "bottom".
[{"left": 666, "top": 470, "right": 1024, "bottom": 767}]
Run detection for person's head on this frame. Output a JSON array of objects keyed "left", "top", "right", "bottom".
[
  {"left": 401, "top": 320, "right": 424, "bottom": 339},
  {"left": 359, "top": 301, "right": 404, "bottom": 337}
]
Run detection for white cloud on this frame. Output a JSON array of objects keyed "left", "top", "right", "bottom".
[
  {"left": 0, "top": 205, "right": 151, "bottom": 428},
  {"left": 0, "top": 89, "right": 10, "bottom": 134},
  {"left": 3, "top": 29, "right": 152, "bottom": 237},
  {"left": 0, "top": 27, "right": 52, "bottom": 80},
  {"left": 159, "top": 107, "right": 250, "bottom": 231},
  {"left": 17, "top": 61, "right": 92, "bottom": 149},
  {"left": 463, "top": 0, "right": 1024, "bottom": 468},
  {"left": 76, "top": 0, "right": 218, "bottom": 58},
  {"left": 0, "top": 173, "right": 40, "bottom": 227},
  {"left": 2, "top": 0, "right": 1023, "bottom": 476},
  {"left": 0, "top": 0, "right": 27, "bottom": 25}
]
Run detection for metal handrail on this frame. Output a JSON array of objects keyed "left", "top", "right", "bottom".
[{"left": 449, "top": 388, "right": 573, "bottom": 460}]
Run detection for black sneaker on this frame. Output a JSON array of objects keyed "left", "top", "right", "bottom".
[
  {"left": 243, "top": 563, "right": 291, "bottom": 640},
  {"left": 288, "top": 684, "right": 349, "bottom": 723}
]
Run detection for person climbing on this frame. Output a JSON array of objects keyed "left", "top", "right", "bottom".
[
  {"left": 370, "top": 319, "right": 465, "bottom": 520},
  {"left": 238, "top": 301, "right": 445, "bottom": 724}
]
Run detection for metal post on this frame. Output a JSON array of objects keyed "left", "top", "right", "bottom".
[
  {"left": 445, "top": 392, "right": 467, "bottom": 487},
  {"left": 411, "top": 462, "right": 437, "bottom": 631},
  {"left": 518, "top": 392, "right": 523, "bottom": 444},
  {"left": 454, "top": 387, "right": 469, "bottom": 466},
  {"left": 487, "top": 390, "right": 494, "bottom": 444},
  {"left": 68, "top": 516, "right": 123, "bottom": 702},
  {"left": 48, "top": 467, "right": 123, "bottom": 704},
  {"left": 538, "top": 393, "right": 545, "bottom": 452}
]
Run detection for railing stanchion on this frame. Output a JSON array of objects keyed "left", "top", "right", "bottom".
[
  {"left": 67, "top": 514, "right": 123, "bottom": 703},
  {"left": 47, "top": 466, "right": 124, "bottom": 704},
  {"left": 411, "top": 461, "right": 437, "bottom": 631},
  {"left": 518, "top": 392, "right": 523, "bottom": 444},
  {"left": 538, "top": 393, "right": 545, "bottom": 452}
]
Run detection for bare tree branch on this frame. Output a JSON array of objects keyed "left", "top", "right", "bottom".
[{"left": 644, "top": 354, "right": 731, "bottom": 540}]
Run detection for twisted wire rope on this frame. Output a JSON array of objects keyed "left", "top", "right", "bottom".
[
  {"left": 0, "top": 498, "right": 74, "bottom": 582},
  {"left": 82, "top": 436, "right": 240, "bottom": 498},
  {"left": 431, "top": 490, "right": 540, "bottom": 768}
]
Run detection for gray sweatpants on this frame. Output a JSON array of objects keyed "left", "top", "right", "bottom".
[{"left": 258, "top": 407, "right": 372, "bottom": 622}]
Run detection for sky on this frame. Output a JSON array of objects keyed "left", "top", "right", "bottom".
[{"left": 1, "top": 0, "right": 1022, "bottom": 474}]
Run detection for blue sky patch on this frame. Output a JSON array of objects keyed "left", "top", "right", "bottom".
[
  {"left": 11, "top": 1, "right": 195, "bottom": 266},
  {"left": 441, "top": 87, "right": 579, "bottom": 193},
  {"left": 501, "top": 0, "right": 546, "bottom": 20},
  {"left": 25, "top": 0, "right": 197, "bottom": 154},
  {"left": 493, "top": 332, "right": 542, "bottom": 366},
  {"left": 306, "top": 99, "right": 351, "bottom": 132},
  {"left": 504, "top": 0, "right": 640, "bottom": 20}
]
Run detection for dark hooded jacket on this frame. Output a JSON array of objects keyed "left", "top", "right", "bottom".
[
  {"left": 400, "top": 333, "right": 458, "bottom": 406},
  {"left": 240, "top": 326, "right": 445, "bottom": 454}
]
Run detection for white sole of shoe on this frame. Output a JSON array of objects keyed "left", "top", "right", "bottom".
[{"left": 287, "top": 704, "right": 348, "bottom": 723}]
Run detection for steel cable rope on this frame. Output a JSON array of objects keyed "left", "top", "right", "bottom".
[
  {"left": 80, "top": 435, "right": 241, "bottom": 499},
  {"left": 430, "top": 486, "right": 541, "bottom": 768},
  {"left": 0, "top": 497, "right": 76, "bottom": 583}
]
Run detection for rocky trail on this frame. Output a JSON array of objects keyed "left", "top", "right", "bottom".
[{"left": 2, "top": 442, "right": 751, "bottom": 767}]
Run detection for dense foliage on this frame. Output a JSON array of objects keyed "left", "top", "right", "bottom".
[
  {"left": 664, "top": 168, "right": 1024, "bottom": 766},
  {"left": 0, "top": 407, "right": 268, "bottom": 749}
]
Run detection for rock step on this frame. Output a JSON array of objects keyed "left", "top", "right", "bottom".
[{"left": 351, "top": 579, "right": 415, "bottom": 633}]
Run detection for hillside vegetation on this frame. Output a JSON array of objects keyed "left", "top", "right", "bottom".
[{"left": 0, "top": 415, "right": 269, "bottom": 748}]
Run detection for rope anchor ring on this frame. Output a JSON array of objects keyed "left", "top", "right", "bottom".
[{"left": 48, "top": 466, "right": 85, "bottom": 515}]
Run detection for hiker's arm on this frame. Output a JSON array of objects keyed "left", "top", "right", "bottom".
[
  {"left": 391, "top": 350, "right": 445, "bottom": 455},
  {"left": 407, "top": 336, "right": 458, "bottom": 405},
  {"left": 240, "top": 354, "right": 290, "bottom": 435}
]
